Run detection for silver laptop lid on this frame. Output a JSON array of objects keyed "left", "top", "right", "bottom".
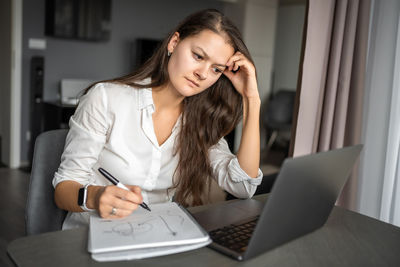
[{"left": 244, "top": 145, "right": 362, "bottom": 260}]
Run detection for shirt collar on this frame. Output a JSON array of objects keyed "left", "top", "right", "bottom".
[
  {"left": 137, "top": 78, "right": 154, "bottom": 110},
  {"left": 136, "top": 77, "right": 182, "bottom": 132}
]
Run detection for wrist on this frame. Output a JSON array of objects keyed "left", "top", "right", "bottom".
[
  {"left": 246, "top": 96, "right": 261, "bottom": 105},
  {"left": 242, "top": 80, "right": 260, "bottom": 99},
  {"left": 243, "top": 96, "right": 261, "bottom": 109},
  {"left": 86, "top": 185, "right": 104, "bottom": 210}
]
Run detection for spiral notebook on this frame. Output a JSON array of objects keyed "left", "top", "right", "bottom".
[{"left": 88, "top": 202, "right": 211, "bottom": 261}]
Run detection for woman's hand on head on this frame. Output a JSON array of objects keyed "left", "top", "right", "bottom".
[
  {"left": 223, "top": 52, "right": 260, "bottom": 100},
  {"left": 94, "top": 185, "right": 143, "bottom": 219}
]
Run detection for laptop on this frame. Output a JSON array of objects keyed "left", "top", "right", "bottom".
[{"left": 192, "top": 145, "right": 362, "bottom": 261}]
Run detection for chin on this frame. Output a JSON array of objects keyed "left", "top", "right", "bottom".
[
  {"left": 176, "top": 84, "right": 203, "bottom": 97},
  {"left": 179, "top": 90, "right": 197, "bottom": 97}
]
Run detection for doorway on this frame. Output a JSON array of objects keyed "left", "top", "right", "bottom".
[{"left": 0, "top": 0, "right": 22, "bottom": 168}]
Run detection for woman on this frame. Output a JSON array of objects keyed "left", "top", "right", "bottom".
[{"left": 53, "top": 9, "right": 263, "bottom": 229}]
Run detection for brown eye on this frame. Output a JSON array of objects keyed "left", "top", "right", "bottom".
[
  {"left": 193, "top": 52, "right": 203, "bottom": 60},
  {"left": 213, "top": 67, "right": 223, "bottom": 74}
]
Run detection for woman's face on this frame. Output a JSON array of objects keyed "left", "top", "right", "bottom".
[{"left": 167, "top": 29, "right": 235, "bottom": 97}]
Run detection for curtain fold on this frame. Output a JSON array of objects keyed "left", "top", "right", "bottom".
[
  {"left": 380, "top": 12, "right": 400, "bottom": 226},
  {"left": 292, "top": 0, "right": 335, "bottom": 156},
  {"left": 292, "top": 0, "right": 370, "bottom": 210}
]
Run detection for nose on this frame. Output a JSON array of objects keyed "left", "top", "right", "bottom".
[{"left": 194, "top": 64, "right": 208, "bottom": 80}]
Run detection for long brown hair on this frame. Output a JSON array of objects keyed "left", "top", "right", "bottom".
[{"left": 88, "top": 9, "right": 254, "bottom": 206}]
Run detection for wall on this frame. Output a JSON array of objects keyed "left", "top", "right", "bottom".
[
  {"left": 272, "top": 3, "right": 305, "bottom": 94},
  {"left": 226, "top": 0, "right": 278, "bottom": 152},
  {"left": 227, "top": 0, "right": 306, "bottom": 152},
  {"left": 0, "top": 0, "right": 12, "bottom": 165},
  {"left": 20, "top": 0, "right": 224, "bottom": 163},
  {"left": 244, "top": 0, "right": 278, "bottom": 104}
]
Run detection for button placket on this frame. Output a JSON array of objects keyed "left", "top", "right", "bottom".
[
  {"left": 143, "top": 147, "right": 161, "bottom": 189},
  {"left": 150, "top": 147, "right": 161, "bottom": 184},
  {"left": 141, "top": 107, "right": 159, "bottom": 149}
]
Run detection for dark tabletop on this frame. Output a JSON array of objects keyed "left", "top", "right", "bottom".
[{"left": 7, "top": 194, "right": 400, "bottom": 267}]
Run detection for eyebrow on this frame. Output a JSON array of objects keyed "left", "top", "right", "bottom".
[{"left": 195, "top": 46, "right": 227, "bottom": 68}]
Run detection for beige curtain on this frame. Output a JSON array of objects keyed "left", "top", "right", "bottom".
[{"left": 290, "top": 0, "right": 371, "bottom": 210}]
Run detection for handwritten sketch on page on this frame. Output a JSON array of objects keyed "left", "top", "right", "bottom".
[
  {"left": 102, "top": 209, "right": 185, "bottom": 238},
  {"left": 89, "top": 202, "right": 210, "bottom": 255}
]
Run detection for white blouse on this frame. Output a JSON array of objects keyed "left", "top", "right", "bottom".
[{"left": 53, "top": 82, "right": 263, "bottom": 229}]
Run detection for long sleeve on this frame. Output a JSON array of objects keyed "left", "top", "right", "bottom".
[
  {"left": 52, "top": 83, "right": 109, "bottom": 188},
  {"left": 209, "top": 138, "right": 263, "bottom": 199}
]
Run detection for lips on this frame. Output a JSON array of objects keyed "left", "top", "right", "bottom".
[{"left": 185, "top": 77, "right": 199, "bottom": 87}]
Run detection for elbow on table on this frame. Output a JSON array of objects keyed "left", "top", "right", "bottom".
[{"left": 228, "top": 184, "right": 258, "bottom": 200}]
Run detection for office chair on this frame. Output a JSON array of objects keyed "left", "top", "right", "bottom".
[
  {"left": 263, "top": 90, "right": 296, "bottom": 154},
  {"left": 25, "top": 129, "right": 68, "bottom": 235}
]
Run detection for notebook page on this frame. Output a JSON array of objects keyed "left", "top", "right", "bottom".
[{"left": 89, "top": 202, "right": 209, "bottom": 254}]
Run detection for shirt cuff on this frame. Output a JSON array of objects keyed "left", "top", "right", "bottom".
[
  {"left": 228, "top": 157, "right": 263, "bottom": 185},
  {"left": 52, "top": 171, "right": 93, "bottom": 189}
]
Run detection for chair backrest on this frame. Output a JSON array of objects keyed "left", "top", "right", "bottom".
[
  {"left": 264, "top": 90, "right": 296, "bottom": 129},
  {"left": 25, "top": 129, "right": 68, "bottom": 235}
]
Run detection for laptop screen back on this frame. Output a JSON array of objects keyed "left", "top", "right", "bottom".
[{"left": 244, "top": 145, "right": 362, "bottom": 259}]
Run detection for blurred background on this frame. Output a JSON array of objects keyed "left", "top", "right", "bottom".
[
  {"left": 0, "top": 0, "right": 306, "bottom": 255},
  {"left": 0, "top": 0, "right": 306, "bottom": 201}
]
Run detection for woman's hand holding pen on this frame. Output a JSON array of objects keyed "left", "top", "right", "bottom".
[
  {"left": 91, "top": 185, "right": 143, "bottom": 219},
  {"left": 223, "top": 51, "right": 260, "bottom": 101}
]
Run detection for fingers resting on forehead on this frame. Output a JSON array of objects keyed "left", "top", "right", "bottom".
[{"left": 226, "top": 52, "right": 245, "bottom": 71}]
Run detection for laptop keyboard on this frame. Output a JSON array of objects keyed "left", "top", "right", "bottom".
[{"left": 209, "top": 216, "right": 259, "bottom": 253}]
